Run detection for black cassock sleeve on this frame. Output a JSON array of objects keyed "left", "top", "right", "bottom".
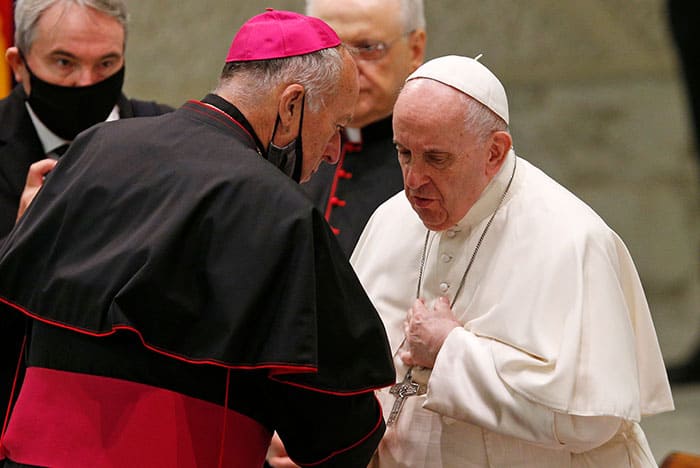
[{"left": 267, "top": 380, "right": 384, "bottom": 467}]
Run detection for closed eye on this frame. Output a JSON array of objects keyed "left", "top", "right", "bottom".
[
  {"left": 396, "top": 147, "right": 411, "bottom": 163},
  {"left": 425, "top": 152, "right": 452, "bottom": 167}
]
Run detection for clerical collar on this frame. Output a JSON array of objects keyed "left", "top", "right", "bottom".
[
  {"left": 25, "top": 101, "right": 119, "bottom": 155},
  {"left": 453, "top": 149, "right": 518, "bottom": 230},
  {"left": 201, "top": 93, "right": 266, "bottom": 155},
  {"left": 360, "top": 115, "right": 393, "bottom": 143},
  {"left": 343, "top": 115, "right": 393, "bottom": 146}
]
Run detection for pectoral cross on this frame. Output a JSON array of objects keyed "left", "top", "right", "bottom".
[{"left": 387, "top": 369, "right": 425, "bottom": 426}]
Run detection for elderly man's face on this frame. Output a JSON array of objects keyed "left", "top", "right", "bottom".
[
  {"left": 307, "top": 0, "right": 425, "bottom": 129},
  {"left": 299, "top": 51, "right": 359, "bottom": 182},
  {"left": 8, "top": 1, "right": 125, "bottom": 92},
  {"left": 393, "top": 79, "right": 494, "bottom": 231}
]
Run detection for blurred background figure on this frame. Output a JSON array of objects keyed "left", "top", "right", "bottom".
[{"left": 302, "top": 0, "right": 426, "bottom": 257}]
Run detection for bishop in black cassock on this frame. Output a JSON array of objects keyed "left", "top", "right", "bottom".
[{"left": 0, "top": 9, "right": 394, "bottom": 467}]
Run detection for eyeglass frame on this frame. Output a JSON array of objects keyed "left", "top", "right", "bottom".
[{"left": 345, "top": 30, "right": 416, "bottom": 61}]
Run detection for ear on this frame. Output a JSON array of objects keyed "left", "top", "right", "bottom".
[
  {"left": 406, "top": 29, "right": 427, "bottom": 72},
  {"left": 273, "top": 83, "right": 305, "bottom": 142},
  {"left": 485, "top": 130, "right": 512, "bottom": 177},
  {"left": 6, "top": 47, "right": 26, "bottom": 83}
]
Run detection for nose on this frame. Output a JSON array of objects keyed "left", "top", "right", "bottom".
[
  {"left": 403, "top": 161, "right": 427, "bottom": 190},
  {"left": 74, "top": 67, "right": 103, "bottom": 87},
  {"left": 323, "top": 130, "right": 342, "bottom": 164}
]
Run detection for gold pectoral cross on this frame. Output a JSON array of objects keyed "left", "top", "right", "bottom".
[{"left": 387, "top": 369, "right": 426, "bottom": 426}]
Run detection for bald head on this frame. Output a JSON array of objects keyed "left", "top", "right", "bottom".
[{"left": 305, "top": 0, "right": 426, "bottom": 128}]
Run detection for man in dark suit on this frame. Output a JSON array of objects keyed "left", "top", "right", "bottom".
[
  {"left": 0, "top": 0, "right": 171, "bottom": 422},
  {"left": 0, "top": 0, "right": 172, "bottom": 238}
]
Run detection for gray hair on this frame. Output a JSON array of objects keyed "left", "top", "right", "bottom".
[
  {"left": 217, "top": 46, "right": 346, "bottom": 113},
  {"left": 14, "top": 0, "right": 128, "bottom": 53},
  {"left": 461, "top": 93, "right": 508, "bottom": 143},
  {"left": 305, "top": 0, "right": 426, "bottom": 34},
  {"left": 399, "top": 0, "right": 426, "bottom": 32}
]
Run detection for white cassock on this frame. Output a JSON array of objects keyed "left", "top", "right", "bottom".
[{"left": 351, "top": 150, "right": 674, "bottom": 467}]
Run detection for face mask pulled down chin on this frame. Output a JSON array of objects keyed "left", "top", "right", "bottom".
[
  {"left": 267, "top": 136, "right": 303, "bottom": 183},
  {"left": 266, "top": 96, "right": 305, "bottom": 183},
  {"left": 26, "top": 65, "right": 125, "bottom": 141}
]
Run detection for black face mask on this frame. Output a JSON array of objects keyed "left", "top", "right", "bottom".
[
  {"left": 266, "top": 95, "right": 305, "bottom": 183},
  {"left": 24, "top": 60, "right": 125, "bottom": 141}
]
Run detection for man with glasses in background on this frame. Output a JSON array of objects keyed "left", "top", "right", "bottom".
[{"left": 302, "top": 0, "right": 426, "bottom": 258}]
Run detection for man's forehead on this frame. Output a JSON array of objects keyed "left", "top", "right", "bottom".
[
  {"left": 311, "top": 0, "right": 403, "bottom": 41},
  {"left": 398, "top": 79, "right": 458, "bottom": 107},
  {"left": 40, "top": 2, "right": 116, "bottom": 24},
  {"left": 31, "top": 3, "right": 125, "bottom": 54}
]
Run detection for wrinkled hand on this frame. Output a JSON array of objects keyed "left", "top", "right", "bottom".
[
  {"left": 399, "top": 297, "right": 461, "bottom": 368},
  {"left": 16, "top": 158, "right": 58, "bottom": 222},
  {"left": 266, "top": 432, "right": 299, "bottom": 468}
]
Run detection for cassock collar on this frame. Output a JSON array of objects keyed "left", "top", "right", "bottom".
[
  {"left": 360, "top": 115, "right": 393, "bottom": 143},
  {"left": 201, "top": 93, "right": 266, "bottom": 155},
  {"left": 454, "top": 149, "right": 517, "bottom": 230}
]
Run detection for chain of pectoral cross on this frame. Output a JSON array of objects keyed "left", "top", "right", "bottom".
[{"left": 386, "top": 157, "right": 516, "bottom": 426}]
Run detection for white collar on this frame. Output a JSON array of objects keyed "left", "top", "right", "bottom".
[{"left": 344, "top": 127, "right": 361, "bottom": 143}]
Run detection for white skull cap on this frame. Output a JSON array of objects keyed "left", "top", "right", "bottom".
[{"left": 406, "top": 54, "right": 509, "bottom": 124}]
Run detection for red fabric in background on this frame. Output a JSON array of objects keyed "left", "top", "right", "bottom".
[{"left": 0, "top": 0, "right": 13, "bottom": 97}]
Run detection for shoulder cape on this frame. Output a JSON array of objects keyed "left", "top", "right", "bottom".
[{"left": 0, "top": 100, "right": 394, "bottom": 394}]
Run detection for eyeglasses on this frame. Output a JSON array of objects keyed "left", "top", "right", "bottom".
[{"left": 346, "top": 31, "right": 414, "bottom": 61}]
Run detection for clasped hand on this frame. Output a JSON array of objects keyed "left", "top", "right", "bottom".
[{"left": 399, "top": 296, "right": 461, "bottom": 369}]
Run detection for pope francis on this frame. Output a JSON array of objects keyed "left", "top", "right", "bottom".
[{"left": 352, "top": 55, "right": 674, "bottom": 467}]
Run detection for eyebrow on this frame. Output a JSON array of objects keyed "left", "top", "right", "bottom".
[
  {"left": 49, "top": 49, "right": 123, "bottom": 61},
  {"left": 393, "top": 141, "right": 452, "bottom": 156}
]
